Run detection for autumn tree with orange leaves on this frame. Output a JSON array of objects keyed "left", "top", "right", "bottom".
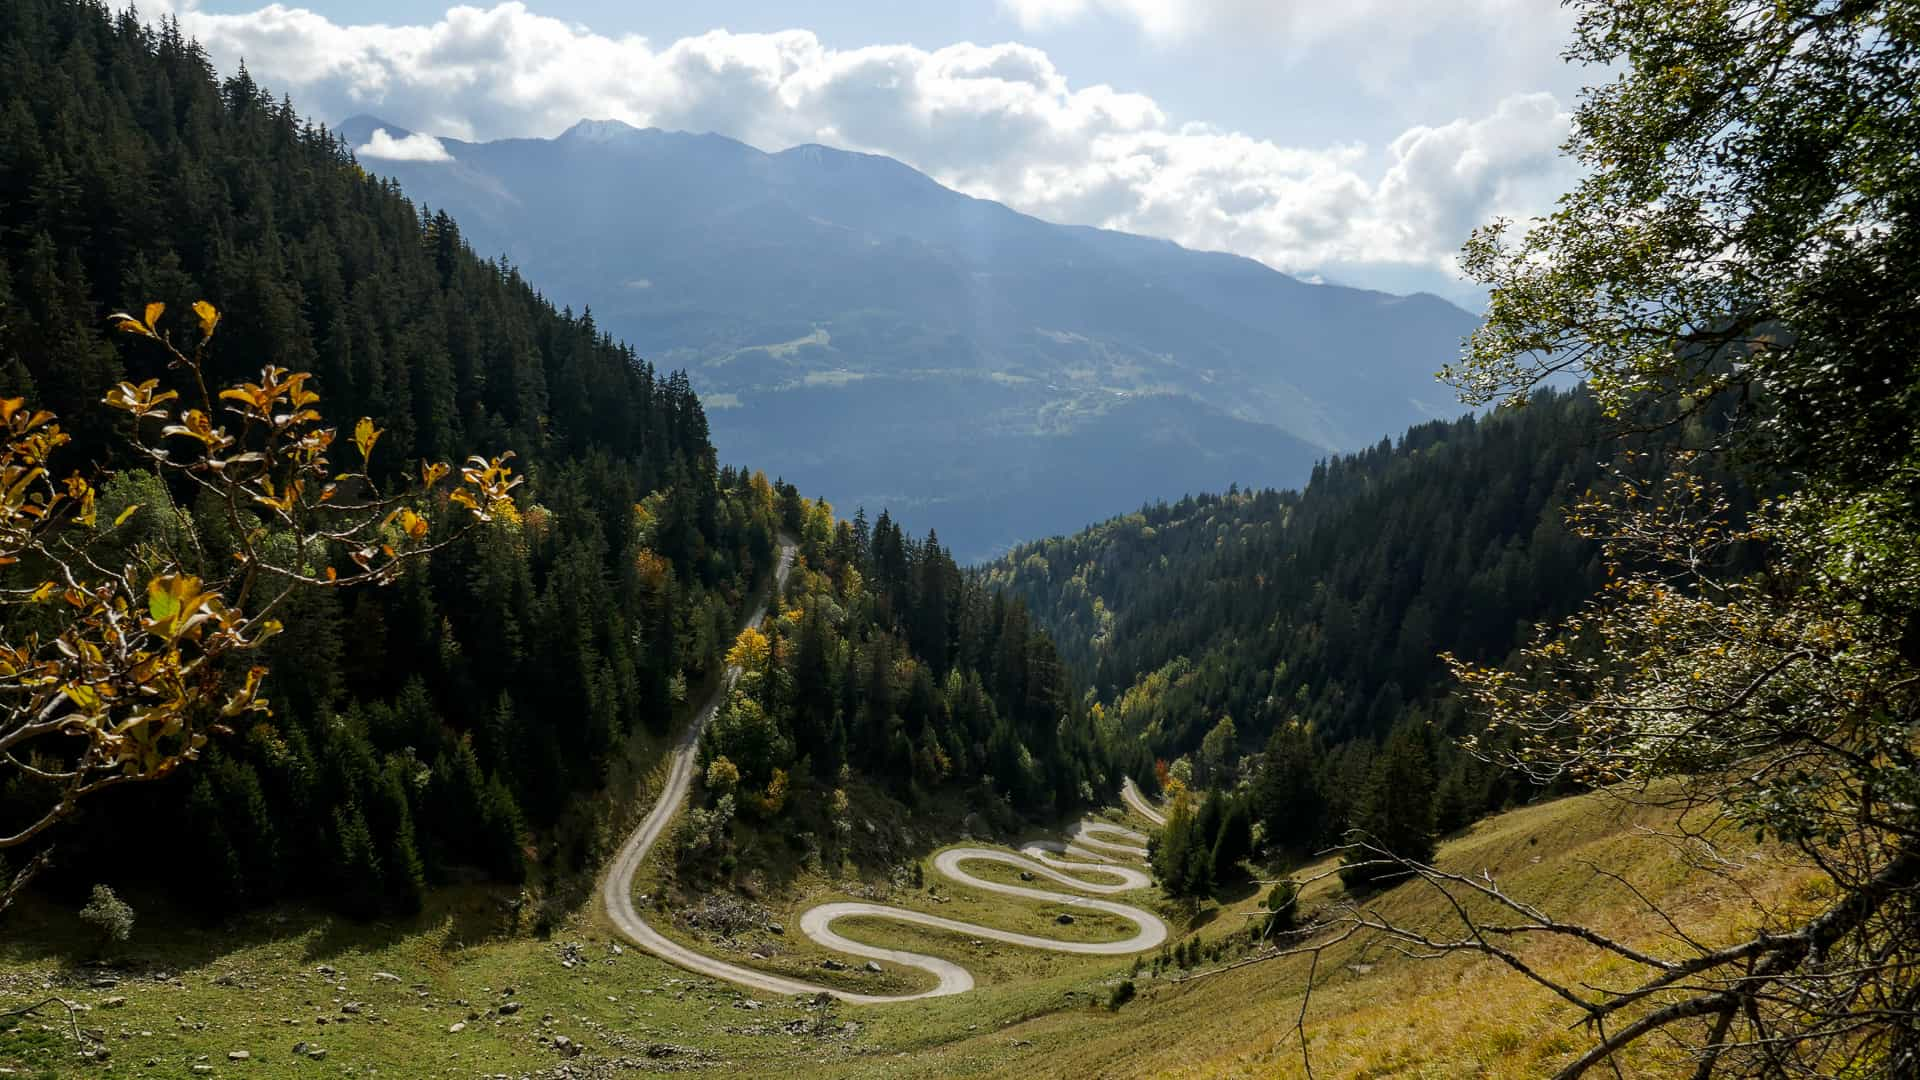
[{"left": 0, "top": 302, "right": 517, "bottom": 910}]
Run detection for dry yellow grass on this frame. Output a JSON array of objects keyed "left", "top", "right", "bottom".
[{"left": 861, "top": 788, "right": 1809, "bottom": 1080}]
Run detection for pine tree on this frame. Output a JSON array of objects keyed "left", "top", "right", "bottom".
[{"left": 1341, "top": 720, "right": 1437, "bottom": 890}]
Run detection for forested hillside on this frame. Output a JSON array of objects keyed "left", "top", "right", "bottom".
[
  {"left": 985, "top": 389, "right": 1744, "bottom": 856},
  {"left": 0, "top": 0, "right": 1101, "bottom": 920},
  {"left": 677, "top": 500, "right": 1113, "bottom": 878}
]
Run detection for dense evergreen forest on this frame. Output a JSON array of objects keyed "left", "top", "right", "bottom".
[
  {"left": 986, "top": 388, "right": 1743, "bottom": 880},
  {"left": 0, "top": 0, "right": 1101, "bottom": 919},
  {"left": 675, "top": 500, "right": 1114, "bottom": 876}
]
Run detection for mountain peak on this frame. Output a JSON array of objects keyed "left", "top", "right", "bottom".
[
  {"left": 336, "top": 114, "right": 409, "bottom": 145},
  {"left": 560, "top": 117, "right": 643, "bottom": 143}
]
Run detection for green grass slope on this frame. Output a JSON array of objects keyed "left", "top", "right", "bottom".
[{"left": 0, "top": 789, "right": 1800, "bottom": 1079}]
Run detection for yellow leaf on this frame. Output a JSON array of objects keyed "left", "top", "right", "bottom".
[
  {"left": 325, "top": 566, "right": 338, "bottom": 582},
  {"left": 64, "top": 683, "right": 104, "bottom": 711},
  {"left": 109, "top": 315, "right": 155, "bottom": 338},
  {"left": 192, "top": 300, "right": 220, "bottom": 336},
  {"left": 396, "top": 507, "right": 430, "bottom": 541},
  {"left": 148, "top": 576, "right": 183, "bottom": 623},
  {"left": 353, "top": 417, "right": 381, "bottom": 463},
  {"left": 144, "top": 302, "right": 165, "bottom": 330}
]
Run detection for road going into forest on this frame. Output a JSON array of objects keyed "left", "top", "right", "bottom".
[
  {"left": 1121, "top": 777, "right": 1168, "bottom": 827},
  {"left": 600, "top": 540, "right": 1167, "bottom": 1002}
]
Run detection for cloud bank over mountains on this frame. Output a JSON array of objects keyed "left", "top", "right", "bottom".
[{"left": 147, "top": 1, "right": 1576, "bottom": 297}]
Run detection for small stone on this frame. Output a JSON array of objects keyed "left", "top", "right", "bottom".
[
  {"left": 1055, "top": 914, "right": 1076, "bottom": 925},
  {"left": 497, "top": 1002, "right": 520, "bottom": 1016},
  {"left": 340, "top": 1002, "right": 362, "bottom": 1015},
  {"left": 316, "top": 965, "right": 336, "bottom": 977},
  {"left": 766, "top": 923, "right": 783, "bottom": 935},
  {"left": 192, "top": 1067, "right": 214, "bottom": 1075},
  {"left": 228, "top": 1050, "right": 251, "bottom": 1061},
  {"left": 820, "top": 959, "right": 846, "bottom": 971},
  {"left": 102, "top": 996, "right": 127, "bottom": 1008},
  {"left": 371, "top": 972, "right": 400, "bottom": 983},
  {"left": 864, "top": 961, "right": 883, "bottom": 974},
  {"left": 749, "top": 952, "right": 768, "bottom": 961},
  {"left": 293, "top": 1042, "right": 309, "bottom": 1055},
  {"left": 448, "top": 1022, "right": 466, "bottom": 1034},
  {"left": 307, "top": 1048, "right": 328, "bottom": 1060},
  {"left": 1019, "top": 871, "right": 1035, "bottom": 881}
]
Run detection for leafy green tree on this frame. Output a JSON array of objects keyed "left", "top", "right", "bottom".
[{"left": 1338, "top": 0, "right": 1920, "bottom": 1073}]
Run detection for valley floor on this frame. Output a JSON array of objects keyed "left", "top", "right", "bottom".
[{"left": 0, "top": 784, "right": 1806, "bottom": 1079}]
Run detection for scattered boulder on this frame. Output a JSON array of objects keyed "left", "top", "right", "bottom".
[
  {"left": 1056, "top": 914, "right": 1076, "bottom": 925},
  {"left": 448, "top": 1022, "right": 466, "bottom": 1034},
  {"left": 370, "top": 972, "right": 400, "bottom": 983},
  {"left": 497, "top": 1001, "right": 521, "bottom": 1016},
  {"left": 553, "top": 1034, "right": 579, "bottom": 1057},
  {"left": 307, "top": 1048, "right": 328, "bottom": 1061},
  {"left": 864, "top": 961, "right": 883, "bottom": 974},
  {"left": 767, "top": 922, "right": 784, "bottom": 935},
  {"left": 227, "top": 1050, "right": 251, "bottom": 1061},
  {"left": 820, "top": 959, "right": 847, "bottom": 971},
  {"left": 340, "top": 1002, "right": 363, "bottom": 1015},
  {"left": 101, "top": 996, "right": 127, "bottom": 1008},
  {"left": 1018, "top": 871, "right": 1035, "bottom": 882}
]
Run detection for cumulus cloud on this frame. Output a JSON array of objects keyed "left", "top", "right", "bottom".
[
  {"left": 356, "top": 128, "right": 454, "bottom": 162},
  {"left": 138, "top": 1, "right": 1573, "bottom": 284},
  {"left": 1003, "top": 0, "right": 1541, "bottom": 41}
]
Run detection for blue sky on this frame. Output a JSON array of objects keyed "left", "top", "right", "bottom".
[{"left": 155, "top": 1, "right": 1595, "bottom": 304}]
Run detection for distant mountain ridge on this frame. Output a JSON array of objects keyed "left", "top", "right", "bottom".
[{"left": 339, "top": 115, "right": 1480, "bottom": 561}]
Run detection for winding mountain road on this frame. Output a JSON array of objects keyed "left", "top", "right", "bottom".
[
  {"left": 599, "top": 540, "right": 1167, "bottom": 1002},
  {"left": 1122, "top": 777, "right": 1168, "bottom": 827}
]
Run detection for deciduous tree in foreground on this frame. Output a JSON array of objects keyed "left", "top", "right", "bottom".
[
  {"left": 0, "top": 303, "right": 517, "bottom": 910},
  {"left": 1274, "top": 1, "right": 1920, "bottom": 1076}
]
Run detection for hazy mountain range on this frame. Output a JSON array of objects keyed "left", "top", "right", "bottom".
[{"left": 339, "top": 116, "right": 1479, "bottom": 560}]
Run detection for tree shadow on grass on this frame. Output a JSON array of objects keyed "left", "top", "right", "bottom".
[{"left": 0, "top": 880, "right": 517, "bottom": 985}]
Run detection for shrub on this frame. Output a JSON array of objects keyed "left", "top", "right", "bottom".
[
  {"left": 78, "top": 884, "right": 135, "bottom": 946},
  {"left": 1262, "top": 879, "right": 1300, "bottom": 938},
  {"left": 1106, "top": 979, "right": 1136, "bottom": 1010}
]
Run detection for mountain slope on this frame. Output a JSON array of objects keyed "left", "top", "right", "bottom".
[
  {"left": 0, "top": 0, "right": 1106, "bottom": 923},
  {"left": 338, "top": 115, "right": 1479, "bottom": 560}
]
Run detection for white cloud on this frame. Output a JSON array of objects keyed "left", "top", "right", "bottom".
[
  {"left": 1000, "top": 0, "right": 1562, "bottom": 52},
  {"left": 356, "top": 128, "right": 454, "bottom": 162},
  {"left": 140, "top": 1, "right": 1574, "bottom": 285}
]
